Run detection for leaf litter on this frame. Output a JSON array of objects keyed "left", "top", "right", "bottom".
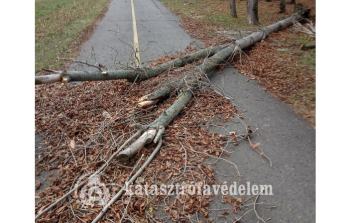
[{"left": 35, "top": 50, "right": 261, "bottom": 222}]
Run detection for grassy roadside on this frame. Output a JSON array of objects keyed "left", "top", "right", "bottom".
[
  {"left": 35, "top": 0, "right": 111, "bottom": 74},
  {"left": 159, "top": 0, "right": 316, "bottom": 127}
]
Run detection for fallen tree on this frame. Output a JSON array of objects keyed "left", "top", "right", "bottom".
[
  {"left": 35, "top": 11, "right": 308, "bottom": 222},
  {"left": 137, "top": 10, "right": 307, "bottom": 109},
  {"left": 35, "top": 44, "right": 228, "bottom": 84}
]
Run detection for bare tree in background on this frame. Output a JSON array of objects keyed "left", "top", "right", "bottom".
[
  {"left": 280, "top": 0, "right": 286, "bottom": 13},
  {"left": 247, "top": 0, "right": 259, "bottom": 25},
  {"left": 230, "top": 0, "right": 237, "bottom": 18}
]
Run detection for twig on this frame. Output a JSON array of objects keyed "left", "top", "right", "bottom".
[
  {"left": 111, "top": 113, "right": 156, "bottom": 128},
  {"left": 35, "top": 129, "right": 143, "bottom": 221},
  {"left": 233, "top": 209, "right": 254, "bottom": 223},
  {"left": 35, "top": 181, "right": 86, "bottom": 221},
  {"left": 41, "top": 68, "right": 62, "bottom": 73},
  {"left": 60, "top": 58, "right": 103, "bottom": 71},
  {"left": 182, "top": 139, "right": 241, "bottom": 178},
  {"left": 69, "top": 202, "right": 86, "bottom": 223},
  {"left": 171, "top": 142, "right": 188, "bottom": 185},
  {"left": 119, "top": 194, "right": 133, "bottom": 223},
  {"left": 91, "top": 138, "right": 163, "bottom": 223},
  {"left": 68, "top": 146, "right": 78, "bottom": 167},
  {"left": 253, "top": 188, "right": 267, "bottom": 223}
]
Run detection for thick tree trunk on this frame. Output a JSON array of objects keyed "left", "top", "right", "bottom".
[
  {"left": 35, "top": 45, "right": 228, "bottom": 85},
  {"left": 247, "top": 0, "right": 259, "bottom": 25},
  {"left": 230, "top": 0, "right": 237, "bottom": 18}
]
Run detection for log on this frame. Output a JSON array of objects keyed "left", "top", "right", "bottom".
[
  {"left": 138, "top": 44, "right": 236, "bottom": 109},
  {"left": 137, "top": 11, "right": 306, "bottom": 109},
  {"left": 116, "top": 129, "right": 157, "bottom": 162},
  {"left": 121, "top": 11, "right": 306, "bottom": 160},
  {"left": 236, "top": 11, "right": 305, "bottom": 48},
  {"left": 117, "top": 91, "right": 193, "bottom": 162},
  {"left": 35, "top": 74, "right": 61, "bottom": 84},
  {"left": 35, "top": 44, "right": 229, "bottom": 85}
]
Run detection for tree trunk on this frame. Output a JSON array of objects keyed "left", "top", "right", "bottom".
[
  {"left": 230, "top": 0, "right": 237, "bottom": 18},
  {"left": 280, "top": 0, "right": 286, "bottom": 13},
  {"left": 35, "top": 44, "right": 228, "bottom": 85},
  {"left": 247, "top": 0, "right": 259, "bottom": 25},
  {"left": 117, "top": 12, "right": 306, "bottom": 162},
  {"left": 300, "top": 43, "right": 315, "bottom": 50},
  {"left": 138, "top": 11, "right": 306, "bottom": 109},
  {"left": 117, "top": 45, "right": 237, "bottom": 161}
]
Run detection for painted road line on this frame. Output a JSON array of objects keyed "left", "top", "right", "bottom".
[{"left": 131, "top": 0, "right": 141, "bottom": 67}]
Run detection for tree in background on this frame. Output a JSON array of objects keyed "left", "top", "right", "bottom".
[
  {"left": 280, "top": 0, "right": 286, "bottom": 13},
  {"left": 247, "top": 0, "right": 259, "bottom": 25},
  {"left": 230, "top": 0, "right": 237, "bottom": 18}
]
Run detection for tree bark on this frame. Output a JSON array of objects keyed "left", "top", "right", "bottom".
[
  {"left": 230, "top": 0, "right": 237, "bottom": 18},
  {"left": 247, "top": 0, "right": 259, "bottom": 25},
  {"left": 280, "top": 0, "right": 286, "bottom": 13},
  {"left": 116, "top": 129, "right": 157, "bottom": 162},
  {"left": 35, "top": 73, "right": 61, "bottom": 84},
  {"left": 35, "top": 45, "right": 228, "bottom": 85}
]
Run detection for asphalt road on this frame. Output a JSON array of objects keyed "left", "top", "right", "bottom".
[
  {"left": 68, "top": 0, "right": 201, "bottom": 71},
  {"left": 36, "top": 0, "right": 315, "bottom": 222},
  {"left": 207, "top": 68, "right": 315, "bottom": 222}
]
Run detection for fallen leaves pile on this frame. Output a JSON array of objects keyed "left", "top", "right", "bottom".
[
  {"left": 232, "top": 29, "right": 316, "bottom": 126},
  {"left": 35, "top": 53, "right": 259, "bottom": 222}
]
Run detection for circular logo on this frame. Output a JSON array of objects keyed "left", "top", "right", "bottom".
[{"left": 75, "top": 172, "right": 110, "bottom": 208}]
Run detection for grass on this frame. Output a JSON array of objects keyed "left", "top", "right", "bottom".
[
  {"left": 35, "top": 0, "right": 111, "bottom": 73},
  {"left": 159, "top": 0, "right": 295, "bottom": 32}
]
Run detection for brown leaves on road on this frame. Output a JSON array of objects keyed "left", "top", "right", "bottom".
[{"left": 35, "top": 55, "right": 246, "bottom": 222}]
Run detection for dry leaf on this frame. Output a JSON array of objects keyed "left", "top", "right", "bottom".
[
  {"left": 233, "top": 202, "right": 237, "bottom": 213},
  {"left": 70, "top": 139, "right": 75, "bottom": 150}
]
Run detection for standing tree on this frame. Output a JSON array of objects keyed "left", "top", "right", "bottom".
[
  {"left": 230, "top": 0, "right": 237, "bottom": 18},
  {"left": 280, "top": 0, "right": 286, "bottom": 13},
  {"left": 247, "top": 0, "right": 259, "bottom": 25}
]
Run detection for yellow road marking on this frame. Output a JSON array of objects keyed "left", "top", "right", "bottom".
[{"left": 131, "top": 0, "right": 141, "bottom": 67}]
